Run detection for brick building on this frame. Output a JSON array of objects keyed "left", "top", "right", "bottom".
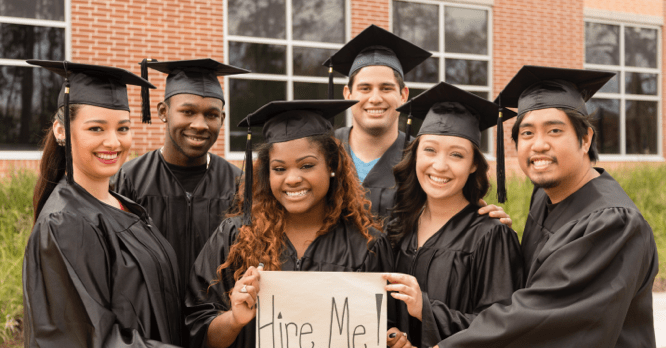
[{"left": 1, "top": 0, "right": 663, "bottom": 177}]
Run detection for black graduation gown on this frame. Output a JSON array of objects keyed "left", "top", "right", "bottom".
[
  {"left": 439, "top": 169, "right": 659, "bottom": 348},
  {"left": 113, "top": 149, "right": 242, "bottom": 291},
  {"left": 184, "top": 216, "right": 394, "bottom": 348},
  {"left": 393, "top": 204, "right": 523, "bottom": 347},
  {"left": 23, "top": 179, "right": 182, "bottom": 348},
  {"left": 335, "top": 127, "right": 406, "bottom": 219}
]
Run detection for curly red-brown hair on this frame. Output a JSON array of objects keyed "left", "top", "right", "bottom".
[{"left": 217, "top": 134, "right": 381, "bottom": 282}]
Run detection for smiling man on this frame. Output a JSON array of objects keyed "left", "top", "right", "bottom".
[
  {"left": 435, "top": 66, "right": 658, "bottom": 348},
  {"left": 324, "top": 25, "right": 431, "bottom": 218},
  {"left": 113, "top": 59, "right": 248, "bottom": 292}
]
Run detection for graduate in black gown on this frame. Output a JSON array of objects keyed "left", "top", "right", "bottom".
[
  {"left": 381, "top": 83, "right": 523, "bottom": 348},
  {"left": 23, "top": 60, "right": 182, "bottom": 347},
  {"left": 185, "top": 100, "right": 394, "bottom": 348},
  {"left": 113, "top": 59, "right": 247, "bottom": 292},
  {"left": 437, "top": 66, "right": 659, "bottom": 348}
]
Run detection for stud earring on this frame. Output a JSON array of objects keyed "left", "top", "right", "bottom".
[
  {"left": 330, "top": 172, "right": 335, "bottom": 177},
  {"left": 56, "top": 138, "right": 65, "bottom": 146}
]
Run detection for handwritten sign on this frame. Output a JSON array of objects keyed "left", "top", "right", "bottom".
[{"left": 256, "top": 271, "right": 386, "bottom": 348}]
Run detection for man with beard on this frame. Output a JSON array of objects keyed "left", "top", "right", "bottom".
[
  {"left": 113, "top": 59, "right": 247, "bottom": 293},
  {"left": 434, "top": 66, "right": 658, "bottom": 348}
]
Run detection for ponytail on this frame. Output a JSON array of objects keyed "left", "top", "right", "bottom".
[{"left": 33, "top": 105, "right": 80, "bottom": 222}]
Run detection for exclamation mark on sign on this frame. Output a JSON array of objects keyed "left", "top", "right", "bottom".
[{"left": 376, "top": 293, "right": 383, "bottom": 345}]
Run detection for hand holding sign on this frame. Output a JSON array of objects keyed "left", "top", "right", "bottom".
[
  {"left": 230, "top": 265, "right": 263, "bottom": 327},
  {"left": 383, "top": 273, "right": 423, "bottom": 321},
  {"left": 256, "top": 271, "right": 387, "bottom": 348}
]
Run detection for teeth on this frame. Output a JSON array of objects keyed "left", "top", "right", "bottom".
[
  {"left": 429, "top": 175, "right": 450, "bottom": 184},
  {"left": 96, "top": 153, "right": 118, "bottom": 160},
  {"left": 533, "top": 160, "right": 552, "bottom": 167},
  {"left": 366, "top": 109, "right": 386, "bottom": 115},
  {"left": 285, "top": 189, "right": 308, "bottom": 197},
  {"left": 186, "top": 135, "right": 206, "bottom": 141}
]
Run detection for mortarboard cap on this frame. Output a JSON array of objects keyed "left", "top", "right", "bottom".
[
  {"left": 322, "top": 24, "right": 432, "bottom": 78},
  {"left": 397, "top": 82, "right": 516, "bottom": 147},
  {"left": 495, "top": 65, "right": 616, "bottom": 116},
  {"left": 27, "top": 59, "right": 154, "bottom": 185},
  {"left": 239, "top": 100, "right": 357, "bottom": 144},
  {"left": 237, "top": 99, "right": 357, "bottom": 226},
  {"left": 27, "top": 59, "right": 155, "bottom": 111}
]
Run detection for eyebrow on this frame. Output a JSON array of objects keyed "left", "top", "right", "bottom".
[
  {"left": 519, "top": 119, "right": 566, "bottom": 128},
  {"left": 178, "top": 102, "right": 222, "bottom": 113},
  {"left": 270, "top": 155, "right": 318, "bottom": 164}
]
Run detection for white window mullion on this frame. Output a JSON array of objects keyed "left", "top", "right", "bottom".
[
  {"left": 286, "top": 0, "right": 293, "bottom": 100},
  {"left": 439, "top": 3, "right": 445, "bottom": 82},
  {"left": 619, "top": 23, "right": 626, "bottom": 155}
]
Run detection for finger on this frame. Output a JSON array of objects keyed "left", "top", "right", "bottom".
[
  {"left": 258, "top": 262, "right": 264, "bottom": 271},
  {"left": 390, "top": 291, "right": 414, "bottom": 303},
  {"left": 478, "top": 198, "right": 488, "bottom": 207},
  {"left": 385, "top": 283, "right": 414, "bottom": 294},
  {"left": 383, "top": 272, "right": 414, "bottom": 285},
  {"left": 393, "top": 332, "right": 409, "bottom": 348},
  {"left": 500, "top": 217, "right": 513, "bottom": 228},
  {"left": 386, "top": 328, "right": 402, "bottom": 346}
]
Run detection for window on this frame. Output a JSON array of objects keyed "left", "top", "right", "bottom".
[
  {"left": 392, "top": 0, "right": 493, "bottom": 154},
  {"left": 224, "top": 0, "right": 349, "bottom": 157},
  {"left": 585, "top": 20, "right": 661, "bottom": 159},
  {"left": 0, "top": 0, "right": 69, "bottom": 157}
]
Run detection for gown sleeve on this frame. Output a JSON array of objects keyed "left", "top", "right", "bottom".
[
  {"left": 419, "top": 224, "right": 523, "bottom": 346},
  {"left": 184, "top": 219, "right": 237, "bottom": 348},
  {"left": 361, "top": 231, "right": 395, "bottom": 273},
  {"left": 437, "top": 208, "right": 657, "bottom": 348},
  {"left": 23, "top": 212, "right": 180, "bottom": 348}
]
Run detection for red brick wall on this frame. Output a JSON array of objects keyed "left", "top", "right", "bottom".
[
  {"left": 71, "top": 0, "right": 228, "bottom": 157},
  {"left": 351, "top": 0, "right": 390, "bottom": 35}
]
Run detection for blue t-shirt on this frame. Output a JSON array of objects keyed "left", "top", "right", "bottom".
[{"left": 351, "top": 149, "right": 380, "bottom": 182}]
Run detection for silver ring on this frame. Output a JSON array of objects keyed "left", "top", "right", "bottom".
[{"left": 240, "top": 284, "right": 248, "bottom": 293}]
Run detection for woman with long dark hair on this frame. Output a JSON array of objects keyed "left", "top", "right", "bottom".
[
  {"left": 23, "top": 60, "right": 182, "bottom": 347},
  {"left": 383, "top": 82, "right": 524, "bottom": 348},
  {"left": 185, "top": 100, "right": 394, "bottom": 348}
]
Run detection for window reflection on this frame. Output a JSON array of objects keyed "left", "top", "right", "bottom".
[
  {"left": 0, "top": 0, "right": 64, "bottom": 21},
  {"left": 625, "top": 72, "right": 657, "bottom": 95},
  {"left": 293, "top": 82, "right": 346, "bottom": 128},
  {"left": 229, "top": 42, "right": 286, "bottom": 75},
  {"left": 228, "top": 79, "right": 286, "bottom": 152},
  {"left": 625, "top": 100, "right": 657, "bottom": 154},
  {"left": 469, "top": 91, "right": 490, "bottom": 153},
  {"left": 0, "top": 66, "right": 62, "bottom": 150},
  {"left": 598, "top": 71, "right": 619, "bottom": 93},
  {"left": 624, "top": 27, "right": 657, "bottom": 68},
  {"left": 404, "top": 56, "right": 438, "bottom": 83},
  {"left": 292, "top": 0, "right": 344, "bottom": 43},
  {"left": 228, "top": 0, "right": 286, "bottom": 39},
  {"left": 587, "top": 98, "right": 620, "bottom": 154},
  {"left": 1, "top": 23, "right": 65, "bottom": 60},
  {"left": 293, "top": 47, "right": 344, "bottom": 78},
  {"left": 585, "top": 23, "right": 619, "bottom": 66},
  {"left": 445, "top": 59, "right": 487, "bottom": 86},
  {"left": 445, "top": 7, "right": 487, "bottom": 55},
  {"left": 392, "top": 1, "right": 438, "bottom": 52}
]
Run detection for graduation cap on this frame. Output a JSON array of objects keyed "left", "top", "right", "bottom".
[
  {"left": 138, "top": 58, "right": 250, "bottom": 123},
  {"left": 237, "top": 99, "right": 358, "bottom": 226},
  {"left": 26, "top": 59, "right": 155, "bottom": 185},
  {"left": 494, "top": 65, "right": 616, "bottom": 117},
  {"left": 322, "top": 24, "right": 431, "bottom": 99},
  {"left": 397, "top": 82, "right": 517, "bottom": 203}
]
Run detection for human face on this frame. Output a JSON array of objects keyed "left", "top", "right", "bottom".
[
  {"left": 55, "top": 105, "right": 132, "bottom": 183},
  {"left": 343, "top": 65, "right": 408, "bottom": 136},
  {"left": 269, "top": 138, "right": 331, "bottom": 219},
  {"left": 160, "top": 93, "right": 223, "bottom": 166},
  {"left": 415, "top": 135, "right": 477, "bottom": 203},
  {"left": 516, "top": 108, "right": 592, "bottom": 190}
]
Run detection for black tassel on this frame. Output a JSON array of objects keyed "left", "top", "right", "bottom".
[
  {"left": 63, "top": 61, "right": 74, "bottom": 185},
  {"left": 242, "top": 127, "right": 253, "bottom": 226},
  {"left": 140, "top": 58, "right": 155, "bottom": 124},
  {"left": 327, "top": 59, "right": 334, "bottom": 99},
  {"left": 496, "top": 96, "right": 507, "bottom": 203},
  {"left": 403, "top": 104, "right": 413, "bottom": 151}
]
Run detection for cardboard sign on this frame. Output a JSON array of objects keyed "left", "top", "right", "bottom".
[{"left": 256, "top": 271, "right": 387, "bottom": 348}]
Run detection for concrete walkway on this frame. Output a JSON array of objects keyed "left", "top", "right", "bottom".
[{"left": 655, "top": 292, "right": 666, "bottom": 348}]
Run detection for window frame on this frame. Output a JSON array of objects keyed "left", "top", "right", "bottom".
[
  {"left": 0, "top": 0, "right": 72, "bottom": 160},
  {"left": 390, "top": 0, "right": 494, "bottom": 157},
  {"left": 223, "top": 0, "right": 352, "bottom": 160},
  {"left": 584, "top": 18, "right": 663, "bottom": 161}
]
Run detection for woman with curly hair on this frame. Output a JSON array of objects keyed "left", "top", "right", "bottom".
[
  {"left": 184, "top": 100, "right": 394, "bottom": 348},
  {"left": 383, "top": 83, "right": 524, "bottom": 348}
]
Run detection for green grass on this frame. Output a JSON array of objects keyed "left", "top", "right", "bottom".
[
  {"left": 485, "top": 164, "right": 666, "bottom": 282},
  {"left": 0, "top": 169, "right": 35, "bottom": 345},
  {"left": 0, "top": 164, "right": 664, "bottom": 345}
]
